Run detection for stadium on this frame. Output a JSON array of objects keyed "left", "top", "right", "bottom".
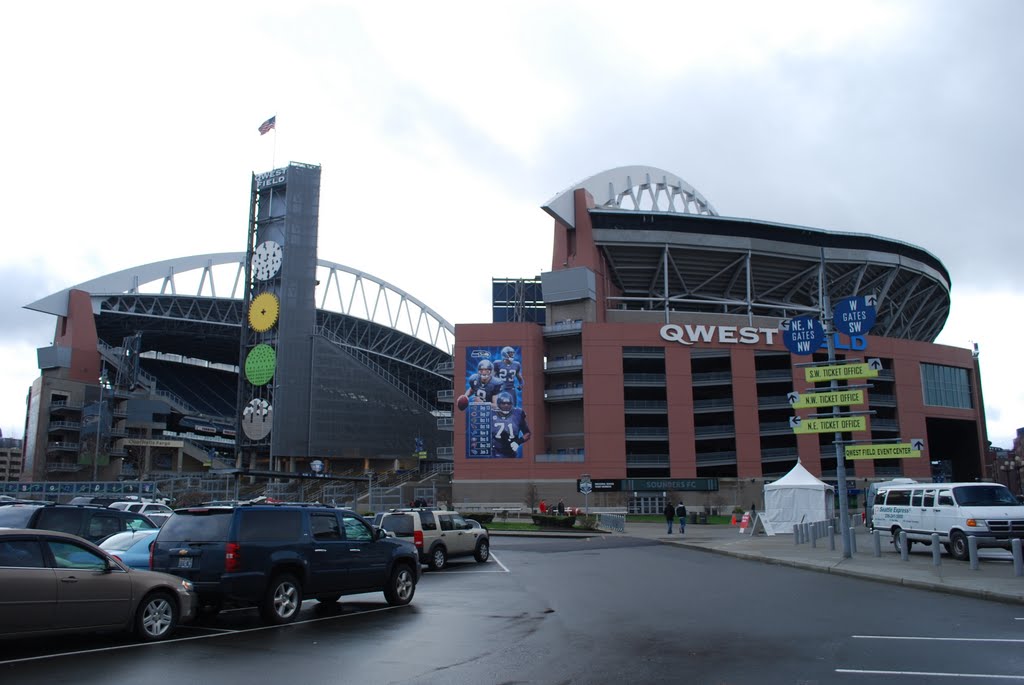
[
  {"left": 18, "top": 163, "right": 455, "bottom": 506},
  {"left": 452, "top": 166, "right": 986, "bottom": 514}
]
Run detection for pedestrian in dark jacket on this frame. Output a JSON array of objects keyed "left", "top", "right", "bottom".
[
  {"left": 664, "top": 502, "right": 675, "bottom": 534},
  {"left": 675, "top": 502, "right": 687, "bottom": 535},
  {"left": 557, "top": 499, "right": 565, "bottom": 515}
]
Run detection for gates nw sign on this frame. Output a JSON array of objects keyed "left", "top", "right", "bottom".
[
  {"left": 788, "top": 389, "right": 864, "bottom": 408},
  {"left": 804, "top": 362, "right": 879, "bottom": 382},
  {"left": 789, "top": 415, "right": 867, "bottom": 434},
  {"left": 846, "top": 443, "right": 922, "bottom": 460}
]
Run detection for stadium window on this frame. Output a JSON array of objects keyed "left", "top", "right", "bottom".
[{"left": 920, "top": 363, "right": 972, "bottom": 409}]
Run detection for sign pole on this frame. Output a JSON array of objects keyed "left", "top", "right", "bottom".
[{"left": 823, "top": 294, "right": 853, "bottom": 559}]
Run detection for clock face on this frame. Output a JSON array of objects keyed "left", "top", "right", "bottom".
[
  {"left": 252, "top": 240, "right": 283, "bottom": 281},
  {"left": 248, "top": 292, "right": 280, "bottom": 332},
  {"left": 245, "top": 344, "right": 277, "bottom": 386},
  {"left": 241, "top": 398, "right": 273, "bottom": 440}
]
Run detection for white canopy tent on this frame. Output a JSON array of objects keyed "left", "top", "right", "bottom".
[{"left": 762, "top": 462, "right": 835, "bottom": 534}]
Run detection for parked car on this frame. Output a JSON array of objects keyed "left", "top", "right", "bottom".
[
  {"left": 109, "top": 501, "right": 174, "bottom": 516},
  {"left": 0, "top": 503, "right": 157, "bottom": 543},
  {"left": 150, "top": 503, "right": 419, "bottom": 624},
  {"left": 871, "top": 481, "right": 1024, "bottom": 560},
  {"left": 99, "top": 529, "right": 161, "bottom": 570},
  {"left": 374, "top": 507, "right": 489, "bottom": 570},
  {"left": 0, "top": 528, "right": 196, "bottom": 641}
]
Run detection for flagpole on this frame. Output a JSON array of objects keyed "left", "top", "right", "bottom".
[{"left": 271, "top": 113, "right": 277, "bottom": 170}]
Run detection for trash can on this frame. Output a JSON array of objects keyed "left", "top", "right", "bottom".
[
  {"left": 688, "top": 512, "right": 698, "bottom": 524},
  {"left": 698, "top": 512, "right": 708, "bottom": 524}
]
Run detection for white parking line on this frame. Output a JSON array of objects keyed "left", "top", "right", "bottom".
[
  {"left": 853, "top": 635, "right": 1024, "bottom": 643},
  {"left": 0, "top": 604, "right": 409, "bottom": 666},
  {"left": 836, "top": 668, "right": 1024, "bottom": 680}
]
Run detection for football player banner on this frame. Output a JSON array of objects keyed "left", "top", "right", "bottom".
[{"left": 459, "top": 346, "right": 529, "bottom": 459}]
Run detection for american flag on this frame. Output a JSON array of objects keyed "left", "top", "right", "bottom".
[{"left": 258, "top": 116, "right": 276, "bottom": 135}]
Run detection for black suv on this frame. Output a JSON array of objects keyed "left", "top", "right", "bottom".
[
  {"left": 0, "top": 503, "right": 157, "bottom": 543},
  {"left": 150, "top": 503, "right": 420, "bottom": 624}
]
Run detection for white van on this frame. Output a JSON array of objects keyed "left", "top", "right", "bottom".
[{"left": 871, "top": 481, "right": 1024, "bottom": 560}]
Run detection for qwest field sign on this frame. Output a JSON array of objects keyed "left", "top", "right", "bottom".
[
  {"left": 804, "top": 363, "right": 879, "bottom": 382},
  {"left": 790, "top": 415, "right": 867, "bottom": 434},
  {"left": 845, "top": 443, "right": 922, "bottom": 460},
  {"left": 789, "top": 389, "right": 864, "bottom": 408}
]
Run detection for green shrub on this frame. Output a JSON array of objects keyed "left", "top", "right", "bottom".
[
  {"left": 531, "top": 514, "right": 577, "bottom": 528},
  {"left": 574, "top": 515, "right": 598, "bottom": 530},
  {"left": 468, "top": 512, "right": 495, "bottom": 524}
]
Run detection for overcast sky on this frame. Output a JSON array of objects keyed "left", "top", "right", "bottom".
[{"left": 2, "top": 1, "right": 1022, "bottom": 448}]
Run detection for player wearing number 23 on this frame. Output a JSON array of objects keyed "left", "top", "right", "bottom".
[{"left": 491, "top": 392, "right": 531, "bottom": 457}]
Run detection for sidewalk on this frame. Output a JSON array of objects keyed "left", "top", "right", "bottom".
[{"left": 624, "top": 522, "right": 1024, "bottom": 605}]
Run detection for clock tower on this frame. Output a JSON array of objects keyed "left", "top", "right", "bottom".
[{"left": 237, "top": 162, "right": 321, "bottom": 471}]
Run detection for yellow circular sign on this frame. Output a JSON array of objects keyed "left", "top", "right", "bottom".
[{"left": 248, "top": 292, "right": 280, "bottom": 332}]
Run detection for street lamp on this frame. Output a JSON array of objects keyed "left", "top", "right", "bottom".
[{"left": 93, "top": 367, "right": 111, "bottom": 483}]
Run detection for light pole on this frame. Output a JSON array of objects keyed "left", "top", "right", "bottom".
[{"left": 92, "top": 366, "right": 111, "bottom": 483}]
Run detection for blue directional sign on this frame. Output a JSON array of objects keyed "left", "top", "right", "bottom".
[
  {"left": 832, "top": 296, "right": 877, "bottom": 336},
  {"left": 783, "top": 315, "right": 826, "bottom": 355}
]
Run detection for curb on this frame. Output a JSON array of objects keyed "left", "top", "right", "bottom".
[{"left": 654, "top": 537, "right": 1024, "bottom": 606}]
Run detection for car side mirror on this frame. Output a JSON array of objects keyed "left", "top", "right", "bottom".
[{"left": 374, "top": 527, "right": 388, "bottom": 540}]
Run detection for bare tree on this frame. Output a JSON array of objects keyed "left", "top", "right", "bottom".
[{"left": 523, "top": 481, "right": 539, "bottom": 513}]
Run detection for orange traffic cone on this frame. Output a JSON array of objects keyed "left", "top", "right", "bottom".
[{"left": 730, "top": 514, "right": 737, "bottom": 526}]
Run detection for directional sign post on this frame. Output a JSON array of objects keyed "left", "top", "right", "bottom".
[
  {"left": 788, "top": 389, "right": 865, "bottom": 409},
  {"left": 790, "top": 415, "right": 868, "bottom": 434},
  {"left": 846, "top": 443, "right": 923, "bottom": 460},
  {"left": 579, "top": 474, "right": 593, "bottom": 514},
  {"left": 805, "top": 363, "right": 879, "bottom": 382},
  {"left": 832, "top": 295, "right": 878, "bottom": 336},
  {"left": 782, "top": 315, "right": 826, "bottom": 355}
]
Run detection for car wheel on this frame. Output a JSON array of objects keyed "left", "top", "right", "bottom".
[
  {"left": 474, "top": 538, "right": 490, "bottom": 563},
  {"left": 135, "top": 591, "right": 178, "bottom": 642},
  {"left": 316, "top": 595, "right": 340, "bottom": 604},
  {"left": 429, "top": 545, "right": 447, "bottom": 571},
  {"left": 384, "top": 564, "right": 416, "bottom": 606},
  {"left": 949, "top": 531, "right": 969, "bottom": 561},
  {"left": 260, "top": 573, "right": 303, "bottom": 625},
  {"left": 891, "top": 527, "right": 913, "bottom": 553}
]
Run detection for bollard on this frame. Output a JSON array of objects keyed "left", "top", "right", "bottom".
[
  {"left": 793, "top": 524, "right": 800, "bottom": 544},
  {"left": 811, "top": 524, "right": 817, "bottom": 548},
  {"left": 872, "top": 529, "right": 881, "bottom": 557},
  {"left": 828, "top": 524, "right": 836, "bottom": 551},
  {"left": 1013, "top": 539, "right": 1023, "bottom": 577},
  {"left": 900, "top": 531, "right": 909, "bottom": 561},
  {"left": 849, "top": 527, "right": 857, "bottom": 554},
  {"left": 931, "top": 533, "right": 942, "bottom": 566},
  {"left": 969, "top": 536, "right": 979, "bottom": 570}
]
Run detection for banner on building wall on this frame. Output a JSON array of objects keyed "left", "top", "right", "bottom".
[{"left": 460, "top": 346, "right": 528, "bottom": 458}]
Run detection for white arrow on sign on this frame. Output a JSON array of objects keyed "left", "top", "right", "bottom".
[
  {"left": 911, "top": 438, "right": 925, "bottom": 450},
  {"left": 865, "top": 294, "right": 878, "bottom": 307},
  {"left": 779, "top": 319, "right": 791, "bottom": 331},
  {"left": 787, "top": 391, "right": 799, "bottom": 404},
  {"left": 789, "top": 416, "right": 801, "bottom": 428},
  {"left": 867, "top": 358, "right": 883, "bottom": 370}
]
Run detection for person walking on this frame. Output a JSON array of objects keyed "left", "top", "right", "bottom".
[
  {"left": 557, "top": 499, "right": 565, "bottom": 516},
  {"left": 663, "top": 501, "right": 675, "bottom": 534},
  {"left": 676, "top": 501, "right": 687, "bottom": 535}
]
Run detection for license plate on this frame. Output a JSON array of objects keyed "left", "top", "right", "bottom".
[{"left": 177, "top": 556, "right": 193, "bottom": 569}]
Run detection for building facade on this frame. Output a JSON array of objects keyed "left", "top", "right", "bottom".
[{"left": 451, "top": 167, "right": 986, "bottom": 513}]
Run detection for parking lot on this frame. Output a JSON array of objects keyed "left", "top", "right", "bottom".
[{"left": 3, "top": 535, "right": 1024, "bottom": 684}]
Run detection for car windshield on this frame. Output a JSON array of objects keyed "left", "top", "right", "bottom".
[
  {"left": 0, "top": 506, "right": 38, "bottom": 527},
  {"left": 159, "top": 510, "right": 232, "bottom": 542},
  {"left": 379, "top": 514, "right": 414, "bottom": 536},
  {"left": 99, "top": 531, "right": 144, "bottom": 552},
  {"left": 953, "top": 485, "right": 1019, "bottom": 506}
]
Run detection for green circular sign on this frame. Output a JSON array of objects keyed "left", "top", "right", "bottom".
[{"left": 245, "top": 344, "right": 277, "bottom": 386}]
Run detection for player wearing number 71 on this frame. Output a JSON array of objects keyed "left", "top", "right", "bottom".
[{"left": 491, "top": 391, "right": 531, "bottom": 458}]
